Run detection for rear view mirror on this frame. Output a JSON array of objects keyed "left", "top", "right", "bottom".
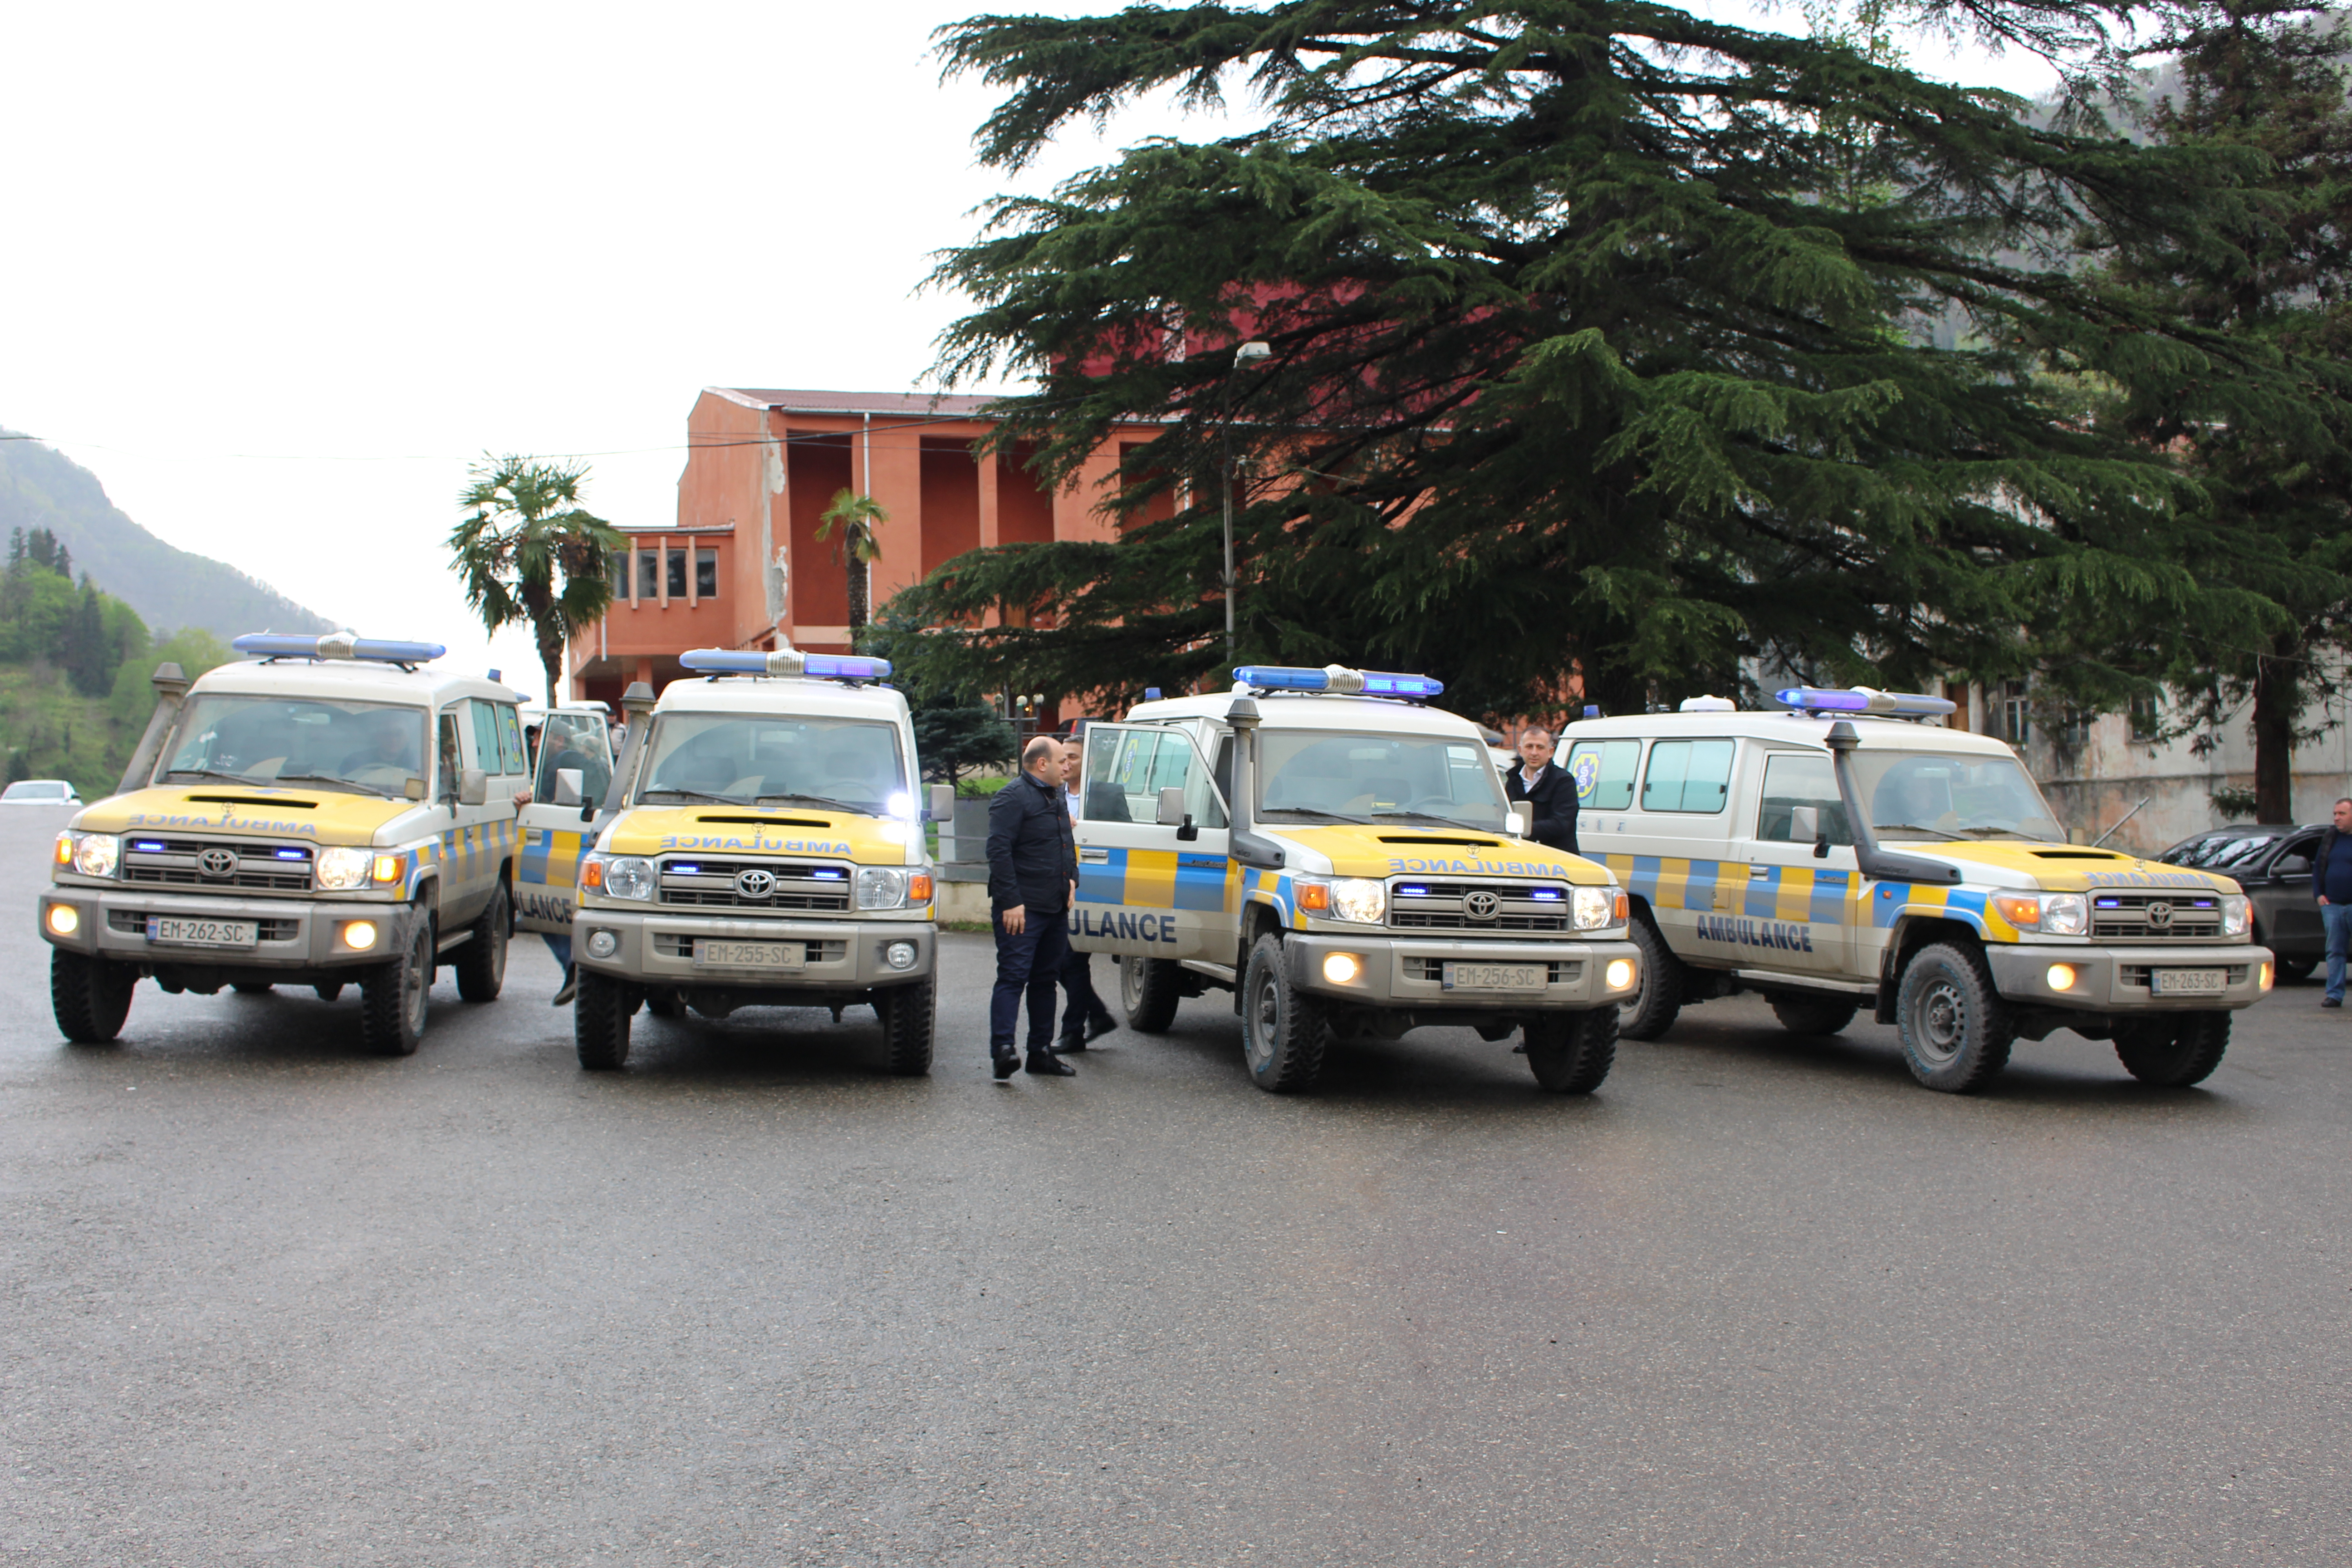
[
  {"left": 927, "top": 783, "right": 956, "bottom": 823},
  {"left": 403, "top": 778, "right": 426, "bottom": 801},
  {"left": 1788, "top": 805, "right": 1818, "bottom": 843},
  {"left": 1509, "top": 802, "right": 1534, "bottom": 838},
  {"left": 1155, "top": 787, "right": 1187, "bottom": 828},
  {"left": 457, "top": 768, "right": 488, "bottom": 807},
  {"left": 554, "top": 768, "right": 584, "bottom": 806}
]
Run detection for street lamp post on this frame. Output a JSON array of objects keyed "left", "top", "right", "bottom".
[{"left": 1222, "top": 340, "right": 1271, "bottom": 665}]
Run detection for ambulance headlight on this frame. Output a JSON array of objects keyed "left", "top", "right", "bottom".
[
  {"left": 2221, "top": 894, "right": 2250, "bottom": 938},
  {"left": 315, "top": 847, "right": 372, "bottom": 891},
  {"left": 857, "top": 867, "right": 908, "bottom": 910},
  {"left": 1330, "top": 878, "right": 1386, "bottom": 924},
  {"left": 1572, "top": 886, "right": 1621, "bottom": 931},
  {"left": 583, "top": 853, "right": 655, "bottom": 902},
  {"left": 2042, "top": 893, "right": 2088, "bottom": 936},
  {"left": 69, "top": 833, "right": 119, "bottom": 878}
]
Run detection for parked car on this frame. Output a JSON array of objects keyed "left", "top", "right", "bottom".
[
  {"left": 2159, "top": 824, "right": 2323, "bottom": 982},
  {"left": 1, "top": 779, "right": 81, "bottom": 805}
]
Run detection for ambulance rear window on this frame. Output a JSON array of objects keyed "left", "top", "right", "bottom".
[{"left": 1567, "top": 740, "right": 1639, "bottom": 810}]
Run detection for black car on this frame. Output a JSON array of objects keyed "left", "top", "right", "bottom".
[{"left": 2158, "top": 823, "right": 2323, "bottom": 981}]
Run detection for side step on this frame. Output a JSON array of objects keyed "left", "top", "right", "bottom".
[{"left": 436, "top": 928, "right": 475, "bottom": 954}]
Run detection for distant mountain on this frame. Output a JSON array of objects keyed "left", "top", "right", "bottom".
[{"left": 0, "top": 431, "right": 333, "bottom": 640}]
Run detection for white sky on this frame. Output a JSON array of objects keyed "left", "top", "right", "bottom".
[{"left": 0, "top": 0, "right": 2057, "bottom": 696}]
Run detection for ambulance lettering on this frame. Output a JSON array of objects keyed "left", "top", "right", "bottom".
[
  {"left": 125, "top": 811, "right": 320, "bottom": 837},
  {"left": 1073, "top": 907, "right": 1178, "bottom": 945},
  {"left": 1694, "top": 915, "right": 1816, "bottom": 953},
  {"left": 1387, "top": 856, "right": 1556, "bottom": 875},
  {"left": 657, "top": 834, "right": 853, "bottom": 855}
]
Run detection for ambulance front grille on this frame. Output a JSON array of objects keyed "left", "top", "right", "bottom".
[
  {"left": 1389, "top": 880, "right": 1572, "bottom": 931},
  {"left": 656, "top": 857, "right": 852, "bottom": 911},
  {"left": 119, "top": 836, "right": 315, "bottom": 892},
  {"left": 2090, "top": 890, "right": 2224, "bottom": 942}
]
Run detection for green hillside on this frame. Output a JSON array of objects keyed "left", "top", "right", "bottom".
[{"left": 0, "top": 432, "right": 333, "bottom": 641}]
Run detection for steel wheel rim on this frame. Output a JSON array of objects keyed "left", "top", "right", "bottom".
[
  {"left": 1246, "top": 970, "right": 1279, "bottom": 1068},
  {"left": 488, "top": 918, "right": 506, "bottom": 985},
  {"left": 404, "top": 926, "right": 430, "bottom": 1034},
  {"left": 1913, "top": 977, "right": 1965, "bottom": 1063},
  {"left": 1120, "top": 958, "right": 1143, "bottom": 1011}
]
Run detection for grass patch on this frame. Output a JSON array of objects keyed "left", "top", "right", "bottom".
[{"left": 940, "top": 919, "right": 995, "bottom": 934}]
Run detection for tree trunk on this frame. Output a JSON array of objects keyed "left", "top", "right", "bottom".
[
  {"left": 848, "top": 556, "right": 869, "bottom": 638},
  {"left": 534, "top": 612, "right": 567, "bottom": 710},
  {"left": 2251, "top": 634, "right": 2300, "bottom": 825}
]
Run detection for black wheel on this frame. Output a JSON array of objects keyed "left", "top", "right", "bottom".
[
  {"left": 876, "top": 976, "right": 935, "bottom": 1076},
  {"left": 1524, "top": 1007, "right": 1618, "bottom": 1093},
  {"left": 360, "top": 909, "right": 432, "bottom": 1057},
  {"left": 1769, "top": 992, "right": 1860, "bottom": 1036},
  {"left": 2275, "top": 957, "right": 2315, "bottom": 984},
  {"left": 231, "top": 982, "right": 274, "bottom": 995},
  {"left": 645, "top": 988, "right": 684, "bottom": 1019},
  {"left": 574, "top": 969, "right": 632, "bottom": 1070},
  {"left": 453, "top": 882, "right": 508, "bottom": 1003},
  {"left": 2115, "top": 1012, "right": 2230, "bottom": 1087},
  {"left": 1895, "top": 941, "right": 2013, "bottom": 1093},
  {"left": 313, "top": 982, "right": 344, "bottom": 1003},
  {"left": 1239, "top": 933, "right": 1327, "bottom": 1093},
  {"left": 1119, "top": 955, "right": 1183, "bottom": 1033},
  {"left": 1617, "top": 916, "right": 1682, "bottom": 1040},
  {"left": 52, "top": 949, "right": 134, "bottom": 1044}
]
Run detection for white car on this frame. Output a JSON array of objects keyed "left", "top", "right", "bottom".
[{"left": 2, "top": 780, "right": 81, "bottom": 805}]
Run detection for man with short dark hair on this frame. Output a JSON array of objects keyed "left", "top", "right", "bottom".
[
  {"left": 1506, "top": 725, "right": 1579, "bottom": 854},
  {"left": 1056, "top": 730, "right": 1118, "bottom": 1052},
  {"left": 2313, "top": 797, "right": 2352, "bottom": 1006},
  {"left": 986, "top": 736, "right": 1079, "bottom": 1077}
]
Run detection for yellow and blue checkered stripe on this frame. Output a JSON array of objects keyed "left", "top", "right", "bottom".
[
  {"left": 518, "top": 823, "right": 587, "bottom": 893},
  {"left": 1077, "top": 847, "right": 1234, "bottom": 913},
  {"left": 1604, "top": 853, "right": 1860, "bottom": 926},
  {"left": 412, "top": 819, "right": 518, "bottom": 891}
]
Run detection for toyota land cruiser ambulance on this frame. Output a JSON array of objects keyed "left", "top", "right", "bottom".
[
  {"left": 565, "top": 647, "right": 945, "bottom": 1074},
  {"left": 1073, "top": 664, "right": 1642, "bottom": 1094},
  {"left": 39, "top": 633, "right": 525, "bottom": 1055},
  {"left": 1560, "top": 686, "right": 2274, "bottom": 1092}
]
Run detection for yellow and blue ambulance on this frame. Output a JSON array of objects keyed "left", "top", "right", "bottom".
[
  {"left": 564, "top": 647, "right": 945, "bottom": 1074},
  {"left": 39, "top": 633, "right": 528, "bottom": 1055},
  {"left": 1073, "top": 665, "right": 1641, "bottom": 1094},
  {"left": 1559, "top": 687, "right": 2274, "bottom": 1091}
]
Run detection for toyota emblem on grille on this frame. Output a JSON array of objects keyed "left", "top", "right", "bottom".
[
  {"left": 2146, "top": 900, "right": 2174, "bottom": 929},
  {"left": 1463, "top": 890, "right": 1501, "bottom": 920},
  {"left": 197, "top": 848, "right": 239, "bottom": 879},
  {"left": 735, "top": 868, "right": 776, "bottom": 900}
]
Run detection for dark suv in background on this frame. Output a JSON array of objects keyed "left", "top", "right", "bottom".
[{"left": 2159, "top": 825, "right": 2323, "bottom": 982}]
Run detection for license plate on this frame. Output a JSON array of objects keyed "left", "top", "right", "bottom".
[
  {"left": 147, "top": 916, "right": 257, "bottom": 948},
  {"left": 692, "top": 939, "right": 803, "bottom": 971},
  {"left": 1441, "top": 961, "right": 1546, "bottom": 991},
  {"left": 2150, "top": 968, "right": 2226, "bottom": 995}
]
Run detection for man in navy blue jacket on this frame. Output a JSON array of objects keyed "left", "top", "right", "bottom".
[
  {"left": 986, "top": 736, "right": 1080, "bottom": 1077},
  {"left": 2313, "top": 797, "right": 2352, "bottom": 1005}
]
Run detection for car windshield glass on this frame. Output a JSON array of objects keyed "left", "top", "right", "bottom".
[
  {"left": 636, "top": 713, "right": 907, "bottom": 814},
  {"left": 1256, "top": 730, "right": 1508, "bottom": 831},
  {"left": 2161, "top": 835, "right": 2233, "bottom": 866},
  {"left": 3, "top": 781, "right": 65, "bottom": 799},
  {"left": 158, "top": 696, "right": 428, "bottom": 796},
  {"left": 1851, "top": 750, "right": 2064, "bottom": 843},
  {"left": 2204, "top": 833, "right": 2277, "bottom": 867}
]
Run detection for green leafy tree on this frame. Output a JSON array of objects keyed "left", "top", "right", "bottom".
[
  {"left": 449, "top": 457, "right": 628, "bottom": 707},
  {"left": 109, "top": 627, "right": 231, "bottom": 730},
  {"left": 815, "top": 490, "right": 887, "bottom": 637},
  {"left": 859, "top": 613, "right": 1017, "bottom": 784},
  {"left": 896, "top": 0, "right": 2284, "bottom": 717}
]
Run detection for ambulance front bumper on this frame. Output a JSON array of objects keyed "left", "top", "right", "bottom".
[
  {"left": 572, "top": 907, "right": 935, "bottom": 990},
  {"left": 1284, "top": 933, "right": 1642, "bottom": 1010},
  {"left": 1985, "top": 942, "right": 2273, "bottom": 1011},
  {"left": 36, "top": 886, "right": 411, "bottom": 969}
]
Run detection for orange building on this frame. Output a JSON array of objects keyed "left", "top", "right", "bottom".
[{"left": 566, "top": 387, "right": 1170, "bottom": 711}]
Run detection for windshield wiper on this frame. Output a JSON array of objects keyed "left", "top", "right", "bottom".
[
  {"left": 163, "top": 768, "right": 262, "bottom": 786},
  {"left": 1873, "top": 823, "right": 1967, "bottom": 841},
  {"left": 1369, "top": 810, "right": 1488, "bottom": 829},
  {"left": 642, "top": 787, "right": 744, "bottom": 805},
  {"left": 270, "top": 772, "right": 390, "bottom": 798},
  {"left": 756, "top": 793, "right": 868, "bottom": 814},
  {"left": 1258, "top": 806, "right": 1369, "bottom": 825}
]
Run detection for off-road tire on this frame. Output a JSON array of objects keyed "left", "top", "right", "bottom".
[
  {"left": 360, "top": 909, "right": 432, "bottom": 1057},
  {"left": 313, "top": 982, "right": 344, "bottom": 1003},
  {"left": 876, "top": 976, "right": 935, "bottom": 1077},
  {"left": 1617, "top": 916, "right": 1683, "bottom": 1040},
  {"left": 52, "top": 949, "right": 134, "bottom": 1044},
  {"left": 574, "top": 969, "right": 632, "bottom": 1071},
  {"left": 2115, "top": 1011, "right": 2230, "bottom": 1087},
  {"left": 1770, "top": 993, "right": 1860, "bottom": 1036},
  {"left": 231, "top": 982, "right": 274, "bottom": 995},
  {"left": 1240, "top": 933, "right": 1328, "bottom": 1093},
  {"left": 1524, "top": 1007, "right": 1619, "bottom": 1094},
  {"left": 1120, "top": 955, "right": 1183, "bottom": 1034},
  {"left": 453, "top": 882, "right": 508, "bottom": 1003},
  {"left": 2275, "top": 957, "right": 2315, "bottom": 985},
  {"left": 1895, "top": 941, "right": 2013, "bottom": 1093},
  {"left": 645, "top": 988, "right": 684, "bottom": 1019}
]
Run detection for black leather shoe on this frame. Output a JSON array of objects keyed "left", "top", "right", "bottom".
[
  {"left": 1025, "top": 1051, "right": 1076, "bottom": 1077},
  {"left": 2325, "top": 996, "right": 2343, "bottom": 1009},
  {"left": 1084, "top": 1013, "right": 1117, "bottom": 1042},
  {"left": 992, "top": 1054, "right": 1020, "bottom": 1080},
  {"left": 1056, "top": 1033, "right": 1088, "bottom": 1054}
]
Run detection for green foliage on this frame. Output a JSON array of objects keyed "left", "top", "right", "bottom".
[
  {"left": 108, "top": 628, "right": 232, "bottom": 729},
  {"left": 449, "top": 456, "right": 627, "bottom": 707},
  {"left": 859, "top": 613, "right": 1017, "bottom": 784},
  {"left": 816, "top": 490, "right": 888, "bottom": 634}
]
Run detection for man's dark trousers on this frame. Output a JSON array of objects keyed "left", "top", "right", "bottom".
[
  {"left": 1058, "top": 946, "right": 1112, "bottom": 1043},
  {"left": 992, "top": 910, "right": 1071, "bottom": 1056}
]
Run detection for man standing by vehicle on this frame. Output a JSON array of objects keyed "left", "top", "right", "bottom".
[
  {"left": 1506, "top": 725, "right": 1579, "bottom": 855},
  {"left": 1056, "top": 729, "right": 1118, "bottom": 1052},
  {"left": 2313, "top": 796, "right": 2352, "bottom": 1007},
  {"left": 987, "top": 736, "right": 1079, "bottom": 1078}
]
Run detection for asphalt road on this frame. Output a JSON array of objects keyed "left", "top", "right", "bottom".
[{"left": 4, "top": 810, "right": 2349, "bottom": 1567}]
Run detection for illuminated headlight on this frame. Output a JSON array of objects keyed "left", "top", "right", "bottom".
[
  {"left": 341, "top": 920, "right": 379, "bottom": 951},
  {"left": 1572, "top": 886, "right": 1621, "bottom": 931},
  {"left": 315, "top": 846, "right": 373, "bottom": 891},
  {"left": 45, "top": 903, "right": 79, "bottom": 937},
  {"left": 69, "top": 832, "right": 119, "bottom": 878},
  {"left": 884, "top": 941, "right": 918, "bottom": 970},
  {"left": 2221, "top": 895, "right": 2250, "bottom": 938},
  {"left": 2042, "top": 893, "right": 2088, "bottom": 936},
  {"left": 1605, "top": 958, "right": 1637, "bottom": 990},
  {"left": 1322, "top": 952, "right": 1362, "bottom": 985},
  {"left": 857, "top": 867, "right": 908, "bottom": 910},
  {"left": 1330, "top": 878, "right": 1385, "bottom": 924},
  {"left": 583, "top": 854, "right": 655, "bottom": 901}
]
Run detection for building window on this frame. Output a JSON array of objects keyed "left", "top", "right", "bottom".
[
  {"left": 666, "top": 548, "right": 686, "bottom": 598},
  {"left": 2129, "top": 692, "right": 2160, "bottom": 742},
  {"left": 637, "top": 550, "right": 658, "bottom": 599},
  {"left": 610, "top": 553, "right": 629, "bottom": 598},
  {"left": 1997, "top": 680, "right": 2030, "bottom": 745},
  {"left": 696, "top": 549, "right": 718, "bottom": 598}
]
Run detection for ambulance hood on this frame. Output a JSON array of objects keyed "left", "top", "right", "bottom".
[
  {"left": 1891, "top": 841, "right": 2244, "bottom": 894},
  {"left": 1263, "top": 823, "right": 1615, "bottom": 884},
  {"left": 600, "top": 805, "right": 916, "bottom": 865},
  {"left": 72, "top": 785, "right": 424, "bottom": 845}
]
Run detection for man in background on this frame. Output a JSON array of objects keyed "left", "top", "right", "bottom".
[
  {"left": 1506, "top": 724, "right": 1579, "bottom": 855},
  {"left": 986, "top": 735, "right": 1079, "bottom": 1078},
  {"left": 1056, "top": 728, "right": 1118, "bottom": 1052},
  {"left": 2313, "top": 796, "right": 2352, "bottom": 1007}
]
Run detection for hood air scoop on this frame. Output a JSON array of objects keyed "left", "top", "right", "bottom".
[
  {"left": 695, "top": 813, "right": 831, "bottom": 828},
  {"left": 186, "top": 794, "right": 317, "bottom": 809}
]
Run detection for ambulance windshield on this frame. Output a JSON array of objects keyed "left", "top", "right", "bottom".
[
  {"left": 636, "top": 714, "right": 908, "bottom": 815},
  {"left": 1256, "top": 730, "right": 1509, "bottom": 831},
  {"left": 158, "top": 696, "right": 429, "bottom": 798},
  {"left": 1854, "top": 750, "right": 2064, "bottom": 843}
]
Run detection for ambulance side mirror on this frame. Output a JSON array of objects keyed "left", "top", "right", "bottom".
[
  {"left": 1156, "top": 787, "right": 1187, "bottom": 827},
  {"left": 457, "top": 769, "right": 488, "bottom": 808},
  {"left": 1509, "top": 802, "right": 1534, "bottom": 838},
  {"left": 553, "top": 768, "right": 584, "bottom": 807},
  {"left": 927, "top": 783, "right": 956, "bottom": 823},
  {"left": 1789, "top": 804, "right": 1830, "bottom": 858}
]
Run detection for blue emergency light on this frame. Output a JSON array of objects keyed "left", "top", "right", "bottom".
[
  {"left": 232, "top": 632, "right": 446, "bottom": 663},
  {"left": 679, "top": 648, "right": 892, "bottom": 681},
  {"left": 1775, "top": 686, "right": 1955, "bottom": 718},
  {"left": 1234, "top": 664, "right": 1444, "bottom": 699}
]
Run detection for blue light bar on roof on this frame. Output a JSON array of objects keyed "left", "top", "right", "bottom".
[
  {"left": 232, "top": 632, "right": 446, "bottom": 663},
  {"left": 1234, "top": 663, "right": 1444, "bottom": 698},
  {"left": 679, "top": 647, "right": 892, "bottom": 680},
  {"left": 1775, "top": 685, "right": 1955, "bottom": 717}
]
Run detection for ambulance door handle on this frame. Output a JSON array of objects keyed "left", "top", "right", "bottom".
[{"left": 1078, "top": 847, "right": 1110, "bottom": 865}]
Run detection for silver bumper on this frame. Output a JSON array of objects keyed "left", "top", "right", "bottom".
[
  {"left": 573, "top": 907, "right": 935, "bottom": 990},
  {"left": 1985, "top": 942, "right": 2274, "bottom": 1011},
  {"left": 36, "top": 887, "right": 405, "bottom": 969},
  {"left": 1282, "top": 932, "right": 1642, "bottom": 1010}
]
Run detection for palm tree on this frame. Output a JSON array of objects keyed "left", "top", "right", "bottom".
[
  {"left": 448, "top": 456, "right": 628, "bottom": 706},
  {"left": 815, "top": 489, "right": 886, "bottom": 637}
]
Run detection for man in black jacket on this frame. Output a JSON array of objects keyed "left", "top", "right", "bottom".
[
  {"left": 1505, "top": 725, "right": 1579, "bottom": 855},
  {"left": 986, "top": 735, "right": 1080, "bottom": 1078}
]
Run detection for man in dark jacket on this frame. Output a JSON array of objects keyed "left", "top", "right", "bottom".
[
  {"left": 1505, "top": 725, "right": 1579, "bottom": 855},
  {"left": 987, "top": 735, "right": 1080, "bottom": 1077},
  {"left": 2313, "top": 797, "right": 2352, "bottom": 1006}
]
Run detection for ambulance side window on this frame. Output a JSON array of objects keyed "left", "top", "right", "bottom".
[
  {"left": 468, "top": 701, "right": 503, "bottom": 776},
  {"left": 1642, "top": 739, "right": 1735, "bottom": 813},
  {"left": 1756, "top": 753, "right": 1852, "bottom": 844},
  {"left": 1566, "top": 740, "right": 1640, "bottom": 809},
  {"left": 436, "top": 709, "right": 466, "bottom": 800}
]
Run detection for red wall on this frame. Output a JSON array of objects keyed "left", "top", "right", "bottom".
[
  {"left": 919, "top": 439, "right": 980, "bottom": 578},
  {"left": 788, "top": 432, "right": 853, "bottom": 627},
  {"left": 998, "top": 444, "right": 1057, "bottom": 545}
]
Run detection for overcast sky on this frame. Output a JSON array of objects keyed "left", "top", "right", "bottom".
[{"left": 0, "top": 0, "right": 2058, "bottom": 694}]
